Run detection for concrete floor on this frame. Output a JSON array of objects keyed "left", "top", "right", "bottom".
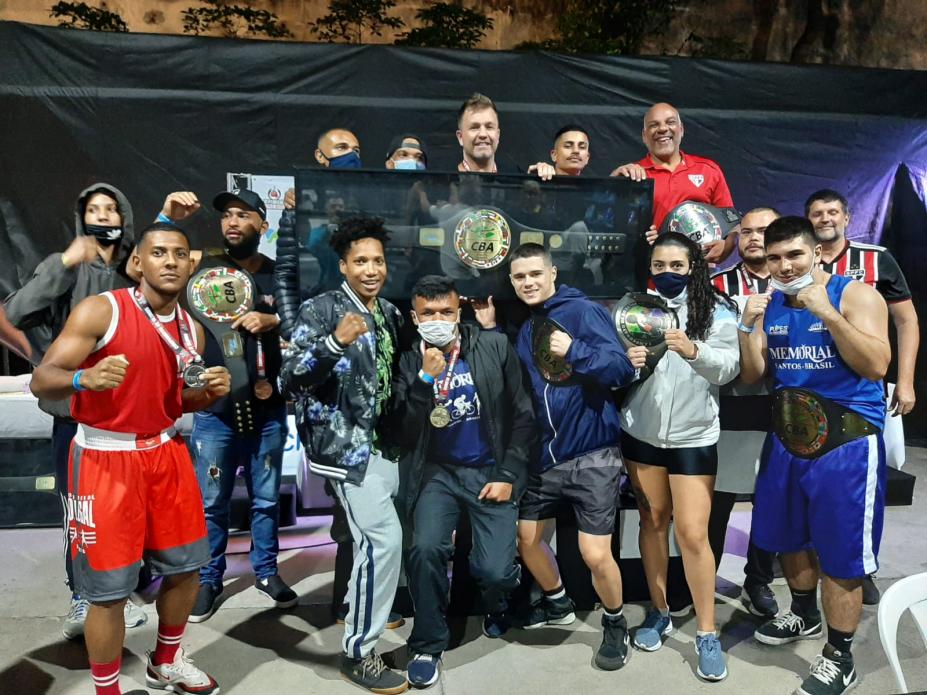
[{"left": 1, "top": 448, "right": 926, "bottom": 695}]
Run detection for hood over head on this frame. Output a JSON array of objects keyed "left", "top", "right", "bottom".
[{"left": 74, "top": 182, "right": 135, "bottom": 266}]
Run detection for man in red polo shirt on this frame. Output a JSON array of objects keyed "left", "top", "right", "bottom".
[{"left": 611, "top": 102, "right": 735, "bottom": 262}]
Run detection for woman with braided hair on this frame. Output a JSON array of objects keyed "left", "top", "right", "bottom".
[{"left": 620, "top": 232, "right": 740, "bottom": 682}]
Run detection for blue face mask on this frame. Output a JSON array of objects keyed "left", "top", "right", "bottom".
[
  {"left": 393, "top": 159, "right": 425, "bottom": 171},
  {"left": 328, "top": 151, "right": 362, "bottom": 169},
  {"left": 651, "top": 271, "right": 690, "bottom": 299}
]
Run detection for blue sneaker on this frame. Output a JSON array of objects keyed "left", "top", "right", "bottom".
[
  {"left": 408, "top": 653, "right": 440, "bottom": 689},
  {"left": 696, "top": 633, "right": 728, "bottom": 682},
  {"left": 633, "top": 609, "right": 673, "bottom": 651},
  {"left": 482, "top": 612, "right": 510, "bottom": 638}
]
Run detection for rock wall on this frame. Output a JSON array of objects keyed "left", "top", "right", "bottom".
[{"left": 1, "top": 0, "right": 924, "bottom": 69}]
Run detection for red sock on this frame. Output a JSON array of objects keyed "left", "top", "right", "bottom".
[
  {"left": 152, "top": 622, "right": 185, "bottom": 665},
  {"left": 90, "top": 656, "right": 121, "bottom": 695}
]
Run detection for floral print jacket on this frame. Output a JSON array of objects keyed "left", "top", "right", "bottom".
[{"left": 279, "top": 281, "right": 401, "bottom": 485}]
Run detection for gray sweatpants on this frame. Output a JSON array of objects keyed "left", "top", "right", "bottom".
[{"left": 334, "top": 450, "right": 402, "bottom": 659}]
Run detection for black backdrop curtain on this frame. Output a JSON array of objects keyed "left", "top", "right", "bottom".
[{"left": 1, "top": 20, "right": 925, "bottom": 433}]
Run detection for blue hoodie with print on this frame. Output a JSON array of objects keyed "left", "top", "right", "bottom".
[{"left": 516, "top": 284, "right": 635, "bottom": 472}]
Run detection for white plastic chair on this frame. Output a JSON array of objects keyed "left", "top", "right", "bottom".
[{"left": 878, "top": 572, "right": 927, "bottom": 693}]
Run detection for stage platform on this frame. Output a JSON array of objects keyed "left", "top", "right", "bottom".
[{"left": 0, "top": 448, "right": 924, "bottom": 694}]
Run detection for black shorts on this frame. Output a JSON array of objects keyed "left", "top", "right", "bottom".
[
  {"left": 518, "top": 447, "right": 621, "bottom": 536},
  {"left": 620, "top": 431, "right": 717, "bottom": 476}
]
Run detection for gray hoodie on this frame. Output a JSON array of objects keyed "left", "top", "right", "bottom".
[{"left": 3, "top": 183, "right": 136, "bottom": 418}]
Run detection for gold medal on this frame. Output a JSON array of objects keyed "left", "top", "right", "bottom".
[
  {"left": 254, "top": 379, "right": 273, "bottom": 400},
  {"left": 429, "top": 405, "right": 451, "bottom": 428}
]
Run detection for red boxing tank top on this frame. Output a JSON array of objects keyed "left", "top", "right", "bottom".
[{"left": 71, "top": 288, "right": 195, "bottom": 433}]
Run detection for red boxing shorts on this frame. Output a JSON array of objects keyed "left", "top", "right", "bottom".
[{"left": 67, "top": 426, "right": 209, "bottom": 602}]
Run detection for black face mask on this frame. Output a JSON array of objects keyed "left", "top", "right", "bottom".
[
  {"left": 224, "top": 233, "right": 260, "bottom": 260},
  {"left": 85, "top": 224, "right": 123, "bottom": 247}
]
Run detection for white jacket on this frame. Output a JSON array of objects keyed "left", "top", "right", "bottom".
[{"left": 621, "top": 290, "right": 740, "bottom": 449}]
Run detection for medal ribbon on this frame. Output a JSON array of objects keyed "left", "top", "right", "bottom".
[
  {"left": 131, "top": 288, "right": 199, "bottom": 369},
  {"left": 256, "top": 338, "right": 267, "bottom": 380},
  {"left": 421, "top": 341, "right": 460, "bottom": 404}
]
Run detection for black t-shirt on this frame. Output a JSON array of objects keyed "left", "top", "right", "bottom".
[{"left": 198, "top": 253, "right": 285, "bottom": 424}]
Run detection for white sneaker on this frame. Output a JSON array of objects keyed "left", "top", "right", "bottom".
[
  {"left": 124, "top": 599, "right": 148, "bottom": 629},
  {"left": 146, "top": 647, "right": 220, "bottom": 694},
  {"left": 62, "top": 596, "right": 90, "bottom": 640}
]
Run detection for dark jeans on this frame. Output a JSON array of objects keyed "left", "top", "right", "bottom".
[
  {"left": 708, "top": 490, "right": 774, "bottom": 588},
  {"left": 191, "top": 410, "right": 287, "bottom": 585},
  {"left": 407, "top": 463, "right": 520, "bottom": 656}
]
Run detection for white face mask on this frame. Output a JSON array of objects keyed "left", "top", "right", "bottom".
[
  {"left": 416, "top": 319, "right": 458, "bottom": 347},
  {"left": 770, "top": 266, "right": 815, "bottom": 295}
]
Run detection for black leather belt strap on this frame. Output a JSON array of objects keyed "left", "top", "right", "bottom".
[{"left": 186, "top": 264, "right": 258, "bottom": 435}]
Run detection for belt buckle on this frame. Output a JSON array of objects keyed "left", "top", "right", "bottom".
[{"left": 776, "top": 389, "right": 830, "bottom": 458}]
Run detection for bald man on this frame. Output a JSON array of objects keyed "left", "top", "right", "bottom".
[
  {"left": 611, "top": 103, "right": 736, "bottom": 262},
  {"left": 315, "top": 128, "right": 362, "bottom": 169},
  {"left": 284, "top": 128, "right": 362, "bottom": 209}
]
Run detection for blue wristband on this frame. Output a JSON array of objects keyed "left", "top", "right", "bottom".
[
  {"left": 737, "top": 321, "right": 755, "bottom": 334},
  {"left": 156, "top": 212, "right": 172, "bottom": 224},
  {"left": 417, "top": 370, "right": 435, "bottom": 385},
  {"left": 72, "top": 369, "right": 86, "bottom": 392}
]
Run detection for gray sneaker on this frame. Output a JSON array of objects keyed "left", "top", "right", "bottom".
[
  {"left": 62, "top": 595, "right": 90, "bottom": 640},
  {"left": 341, "top": 651, "right": 408, "bottom": 694},
  {"left": 124, "top": 599, "right": 148, "bottom": 628}
]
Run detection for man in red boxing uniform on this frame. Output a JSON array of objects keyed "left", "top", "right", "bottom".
[{"left": 31, "top": 222, "right": 231, "bottom": 695}]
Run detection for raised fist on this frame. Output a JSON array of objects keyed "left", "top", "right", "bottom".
[
  {"left": 62, "top": 236, "right": 102, "bottom": 268},
  {"left": 160, "top": 191, "right": 201, "bottom": 222},
  {"left": 80, "top": 354, "right": 129, "bottom": 391},
  {"left": 422, "top": 347, "right": 447, "bottom": 378},
  {"left": 334, "top": 312, "right": 368, "bottom": 346},
  {"left": 742, "top": 293, "right": 772, "bottom": 328}
]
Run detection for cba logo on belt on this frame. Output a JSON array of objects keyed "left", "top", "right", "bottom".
[
  {"left": 188, "top": 267, "right": 254, "bottom": 321},
  {"left": 454, "top": 209, "right": 512, "bottom": 269}
]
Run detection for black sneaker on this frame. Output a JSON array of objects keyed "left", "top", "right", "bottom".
[
  {"left": 523, "top": 594, "right": 576, "bottom": 629},
  {"left": 742, "top": 582, "right": 779, "bottom": 619},
  {"left": 794, "top": 643, "right": 857, "bottom": 695},
  {"left": 755, "top": 610, "right": 823, "bottom": 645},
  {"left": 595, "top": 613, "right": 630, "bottom": 671},
  {"left": 188, "top": 583, "right": 222, "bottom": 623},
  {"left": 256, "top": 575, "right": 298, "bottom": 608},
  {"left": 340, "top": 651, "right": 409, "bottom": 694},
  {"left": 337, "top": 603, "right": 405, "bottom": 629},
  {"left": 861, "top": 574, "right": 880, "bottom": 606}
]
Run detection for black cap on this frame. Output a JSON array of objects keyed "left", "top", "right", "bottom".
[
  {"left": 213, "top": 189, "right": 267, "bottom": 220},
  {"left": 386, "top": 134, "right": 427, "bottom": 164}
]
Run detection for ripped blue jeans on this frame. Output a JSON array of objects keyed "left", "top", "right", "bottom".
[{"left": 191, "top": 409, "right": 287, "bottom": 586}]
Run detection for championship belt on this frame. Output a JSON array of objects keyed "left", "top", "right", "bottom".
[
  {"left": 612, "top": 292, "right": 679, "bottom": 379},
  {"left": 772, "top": 387, "right": 880, "bottom": 459},
  {"left": 531, "top": 317, "right": 575, "bottom": 385},
  {"left": 186, "top": 265, "right": 258, "bottom": 434},
  {"left": 659, "top": 202, "right": 741, "bottom": 248}
]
